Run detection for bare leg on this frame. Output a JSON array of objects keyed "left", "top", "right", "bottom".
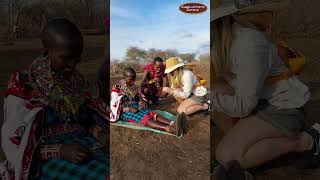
[
  {"left": 155, "top": 115, "right": 172, "bottom": 125},
  {"left": 213, "top": 112, "right": 239, "bottom": 134},
  {"left": 215, "top": 115, "right": 313, "bottom": 169},
  {"left": 145, "top": 120, "right": 170, "bottom": 131},
  {"left": 177, "top": 98, "right": 208, "bottom": 115},
  {"left": 184, "top": 103, "right": 208, "bottom": 115},
  {"left": 174, "top": 96, "right": 184, "bottom": 104},
  {"left": 239, "top": 133, "right": 313, "bottom": 169}
]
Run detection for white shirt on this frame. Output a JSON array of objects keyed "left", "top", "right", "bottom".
[
  {"left": 211, "top": 23, "right": 310, "bottom": 117},
  {"left": 173, "top": 69, "right": 199, "bottom": 99}
]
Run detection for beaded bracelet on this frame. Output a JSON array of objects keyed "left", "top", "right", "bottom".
[{"left": 40, "top": 144, "right": 63, "bottom": 160}]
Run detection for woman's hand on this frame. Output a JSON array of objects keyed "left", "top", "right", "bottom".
[
  {"left": 162, "top": 87, "right": 172, "bottom": 94},
  {"left": 61, "top": 144, "right": 90, "bottom": 164}
]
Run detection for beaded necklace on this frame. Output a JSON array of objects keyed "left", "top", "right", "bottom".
[{"left": 29, "top": 56, "right": 86, "bottom": 123}]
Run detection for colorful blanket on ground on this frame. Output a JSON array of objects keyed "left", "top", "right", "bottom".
[{"left": 112, "top": 110, "right": 181, "bottom": 137}]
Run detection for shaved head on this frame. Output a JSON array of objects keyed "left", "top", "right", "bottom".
[
  {"left": 42, "top": 18, "right": 83, "bottom": 52},
  {"left": 42, "top": 18, "right": 83, "bottom": 77},
  {"left": 123, "top": 67, "right": 136, "bottom": 77}
]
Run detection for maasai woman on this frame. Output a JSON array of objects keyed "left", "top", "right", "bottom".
[
  {"left": 141, "top": 57, "right": 169, "bottom": 104},
  {"left": 162, "top": 57, "right": 210, "bottom": 116},
  {"left": 211, "top": 0, "right": 320, "bottom": 179},
  {"left": 1, "top": 18, "right": 109, "bottom": 180},
  {"left": 110, "top": 67, "right": 183, "bottom": 136}
]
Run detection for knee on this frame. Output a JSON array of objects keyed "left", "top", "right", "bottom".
[
  {"left": 215, "top": 143, "right": 233, "bottom": 168},
  {"left": 215, "top": 140, "right": 244, "bottom": 168},
  {"left": 177, "top": 106, "right": 186, "bottom": 114}
]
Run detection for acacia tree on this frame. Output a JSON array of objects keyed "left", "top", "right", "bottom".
[
  {"left": 179, "top": 53, "right": 196, "bottom": 63},
  {"left": 124, "top": 46, "right": 148, "bottom": 63}
]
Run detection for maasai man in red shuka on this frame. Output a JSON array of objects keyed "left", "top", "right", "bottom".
[{"left": 141, "top": 57, "right": 169, "bottom": 104}]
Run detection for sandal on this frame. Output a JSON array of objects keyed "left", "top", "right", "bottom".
[
  {"left": 226, "top": 160, "right": 246, "bottom": 180},
  {"left": 204, "top": 100, "right": 211, "bottom": 112},
  {"left": 165, "top": 119, "right": 182, "bottom": 136},
  {"left": 295, "top": 123, "right": 320, "bottom": 169},
  {"left": 212, "top": 165, "right": 227, "bottom": 180},
  {"left": 177, "top": 112, "right": 188, "bottom": 134}
]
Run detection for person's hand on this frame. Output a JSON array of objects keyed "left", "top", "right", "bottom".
[
  {"left": 149, "top": 78, "right": 157, "bottom": 84},
  {"left": 162, "top": 87, "right": 172, "bottom": 94},
  {"left": 139, "top": 101, "right": 148, "bottom": 109},
  {"left": 61, "top": 144, "right": 90, "bottom": 164},
  {"left": 127, "top": 107, "right": 139, "bottom": 113},
  {"left": 123, "top": 107, "right": 138, "bottom": 113}
]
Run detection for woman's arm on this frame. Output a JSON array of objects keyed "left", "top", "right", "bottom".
[
  {"left": 211, "top": 32, "right": 270, "bottom": 117},
  {"left": 171, "top": 71, "right": 194, "bottom": 99}
]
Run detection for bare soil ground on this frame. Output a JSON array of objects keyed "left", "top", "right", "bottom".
[{"left": 110, "top": 97, "right": 210, "bottom": 180}]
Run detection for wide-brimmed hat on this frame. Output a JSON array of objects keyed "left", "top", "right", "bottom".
[
  {"left": 164, "top": 57, "right": 185, "bottom": 74},
  {"left": 211, "top": 0, "right": 290, "bottom": 21}
]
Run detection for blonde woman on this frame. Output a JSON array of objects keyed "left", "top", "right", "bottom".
[
  {"left": 162, "top": 57, "right": 210, "bottom": 116},
  {"left": 211, "top": 0, "right": 320, "bottom": 179}
]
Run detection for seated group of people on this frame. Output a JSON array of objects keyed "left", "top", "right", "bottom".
[
  {"left": 110, "top": 56, "right": 210, "bottom": 136},
  {"left": 0, "top": 18, "right": 209, "bottom": 179}
]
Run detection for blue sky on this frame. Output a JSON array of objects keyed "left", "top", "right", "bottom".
[{"left": 110, "top": 0, "right": 210, "bottom": 60}]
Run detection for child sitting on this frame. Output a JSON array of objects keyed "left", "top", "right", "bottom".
[{"left": 110, "top": 67, "right": 184, "bottom": 136}]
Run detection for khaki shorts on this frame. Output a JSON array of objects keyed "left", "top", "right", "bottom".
[
  {"left": 189, "top": 94, "right": 206, "bottom": 103},
  {"left": 254, "top": 99, "right": 305, "bottom": 138}
]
